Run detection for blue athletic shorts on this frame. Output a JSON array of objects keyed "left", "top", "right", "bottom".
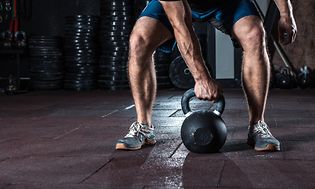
[{"left": 139, "top": 0, "right": 259, "bottom": 53}]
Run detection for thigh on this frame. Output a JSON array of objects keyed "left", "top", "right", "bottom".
[
  {"left": 132, "top": 16, "right": 173, "bottom": 49},
  {"left": 207, "top": 0, "right": 260, "bottom": 47},
  {"left": 135, "top": 0, "right": 176, "bottom": 53}
]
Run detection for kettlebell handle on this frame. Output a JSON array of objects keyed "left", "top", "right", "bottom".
[{"left": 181, "top": 88, "right": 225, "bottom": 116}]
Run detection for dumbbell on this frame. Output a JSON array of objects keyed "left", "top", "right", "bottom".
[{"left": 297, "top": 65, "right": 313, "bottom": 89}]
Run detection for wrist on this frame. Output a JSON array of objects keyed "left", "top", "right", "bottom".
[
  {"left": 194, "top": 73, "right": 212, "bottom": 82},
  {"left": 280, "top": 12, "right": 292, "bottom": 18}
]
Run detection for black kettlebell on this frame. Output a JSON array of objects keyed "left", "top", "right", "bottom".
[{"left": 181, "top": 88, "right": 227, "bottom": 153}]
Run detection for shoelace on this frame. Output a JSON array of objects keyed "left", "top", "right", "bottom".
[
  {"left": 252, "top": 121, "right": 273, "bottom": 138},
  {"left": 125, "top": 122, "right": 141, "bottom": 138},
  {"left": 125, "top": 122, "right": 153, "bottom": 137}
]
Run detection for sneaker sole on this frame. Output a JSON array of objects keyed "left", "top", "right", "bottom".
[
  {"left": 115, "top": 140, "right": 157, "bottom": 151},
  {"left": 115, "top": 143, "right": 141, "bottom": 151},
  {"left": 254, "top": 144, "right": 280, "bottom": 152},
  {"left": 247, "top": 138, "right": 280, "bottom": 152}
]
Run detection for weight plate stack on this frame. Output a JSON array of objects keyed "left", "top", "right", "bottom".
[
  {"left": 29, "top": 35, "right": 64, "bottom": 90},
  {"left": 98, "top": 0, "right": 135, "bottom": 90},
  {"left": 64, "top": 15, "right": 100, "bottom": 91},
  {"left": 154, "top": 50, "right": 173, "bottom": 88}
]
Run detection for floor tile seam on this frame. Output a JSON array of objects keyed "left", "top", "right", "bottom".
[
  {"left": 0, "top": 154, "right": 110, "bottom": 162},
  {"left": 168, "top": 142, "right": 183, "bottom": 158},
  {"left": 169, "top": 109, "right": 182, "bottom": 117},
  {"left": 0, "top": 180, "right": 87, "bottom": 186},
  {"left": 79, "top": 157, "right": 114, "bottom": 184},
  {"left": 226, "top": 157, "right": 315, "bottom": 162},
  {"left": 53, "top": 127, "right": 82, "bottom": 140},
  {"left": 2, "top": 183, "right": 115, "bottom": 187},
  {"left": 225, "top": 138, "right": 315, "bottom": 142},
  {"left": 216, "top": 159, "right": 227, "bottom": 188},
  {"left": 100, "top": 103, "right": 137, "bottom": 119},
  {"left": 281, "top": 158, "right": 315, "bottom": 162},
  {"left": 222, "top": 155, "right": 284, "bottom": 159},
  {"left": 0, "top": 138, "right": 21, "bottom": 144}
]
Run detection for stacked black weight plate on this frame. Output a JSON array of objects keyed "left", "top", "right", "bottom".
[
  {"left": 99, "top": 0, "right": 134, "bottom": 90},
  {"left": 154, "top": 50, "right": 173, "bottom": 88},
  {"left": 64, "top": 15, "right": 100, "bottom": 91},
  {"left": 29, "top": 36, "right": 63, "bottom": 90}
]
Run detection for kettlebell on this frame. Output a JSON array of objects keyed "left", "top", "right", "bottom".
[{"left": 181, "top": 88, "right": 227, "bottom": 153}]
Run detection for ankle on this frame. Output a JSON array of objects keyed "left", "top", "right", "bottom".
[
  {"left": 249, "top": 119, "right": 264, "bottom": 127},
  {"left": 137, "top": 122, "right": 154, "bottom": 129}
]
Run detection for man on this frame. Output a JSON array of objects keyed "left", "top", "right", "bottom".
[{"left": 115, "top": 0, "right": 297, "bottom": 151}]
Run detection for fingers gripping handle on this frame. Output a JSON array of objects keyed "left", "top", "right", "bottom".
[
  {"left": 181, "top": 88, "right": 196, "bottom": 115},
  {"left": 181, "top": 88, "right": 225, "bottom": 116}
]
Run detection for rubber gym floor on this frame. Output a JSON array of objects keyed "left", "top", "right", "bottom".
[{"left": 0, "top": 88, "right": 314, "bottom": 189}]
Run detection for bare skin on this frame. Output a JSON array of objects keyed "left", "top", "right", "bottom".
[
  {"left": 160, "top": 0, "right": 222, "bottom": 101},
  {"left": 129, "top": 0, "right": 221, "bottom": 126},
  {"left": 274, "top": 0, "right": 297, "bottom": 44},
  {"left": 128, "top": 17, "right": 173, "bottom": 126},
  {"left": 231, "top": 0, "right": 297, "bottom": 126},
  {"left": 233, "top": 16, "right": 270, "bottom": 126},
  {"left": 128, "top": 0, "right": 297, "bottom": 127}
]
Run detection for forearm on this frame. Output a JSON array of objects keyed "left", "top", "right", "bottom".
[
  {"left": 160, "top": 1, "right": 211, "bottom": 81},
  {"left": 273, "top": 0, "right": 293, "bottom": 17},
  {"left": 173, "top": 22, "right": 211, "bottom": 81}
]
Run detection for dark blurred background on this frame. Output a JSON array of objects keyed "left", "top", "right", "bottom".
[{"left": 0, "top": 0, "right": 313, "bottom": 93}]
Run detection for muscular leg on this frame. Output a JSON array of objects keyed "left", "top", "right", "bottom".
[
  {"left": 232, "top": 16, "right": 270, "bottom": 127},
  {"left": 128, "top": 17, "right": 173, "bottom": 127}
]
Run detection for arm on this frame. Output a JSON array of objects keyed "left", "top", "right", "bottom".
[
  {"left": 273, "top": 0, "right": 297, "bottom": 45},
  {"left": 160, "top": 0, "right": 210, "bottom": 81},
  {"left": 273, "top": 0, "right": 293, "bottom": 17},
  {"left": 160, "top": 0, "right": 221, "bottom": 100}
]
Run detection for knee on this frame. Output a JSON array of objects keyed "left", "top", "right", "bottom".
[
  {"left": 129, "top": 32, "right": 154, "bottom": 59},
  {"left": 239, "top": 25, "right": 266, "bottom": 53}
]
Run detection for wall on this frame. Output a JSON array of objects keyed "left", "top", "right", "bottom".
[
  {"left": 1, "top": 0, "right": 100, "bottom": 36},
  {"left": 272, "top": 1, "right": 315, "bottom": 70}
]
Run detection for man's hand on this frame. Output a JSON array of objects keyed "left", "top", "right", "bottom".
[
  {"left": 278, "top": 15, "right": 297, "bottom": 45},
  {"left": 194, "top": 78, "right": 222, "bottom": 101}
]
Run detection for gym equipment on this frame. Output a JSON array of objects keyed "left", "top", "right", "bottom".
[
  {"left": 0, "top": 0, "right": 27, "bottom": 48},
  {"left": 64, "top": 15, "right": 99, "bottom": 91},
  {"left": 29, "top": 36, "right": 63, "bottom": 90},
  {"left": 98, "top": 0, "right": 134, "bottom": 90},
  {"left": 5, "top": 74, "right": 17, "bottom": 95},
  {"left": 9, "top": 0, "right": 26, "bottom": 48},
  {"left": 169, "top": 56, "right": 195, "bottom": 89},
  {"left": 1, "top": 30, "right": 13, "bottom": 47},
  {"left": 181, "top": 88, "right": 227, "bottom": 153},
  {"left": 297, "top": 65, "right": 313, "bottom": 89},
  {"left": 14, "top": 31, "right": 26, "bottom": 47},
  {"left": 154, "top": 50, "right": 173, "bottom": 88},
  {"left": 275, "top": 67, "right": 297, "bottom": 89}
]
